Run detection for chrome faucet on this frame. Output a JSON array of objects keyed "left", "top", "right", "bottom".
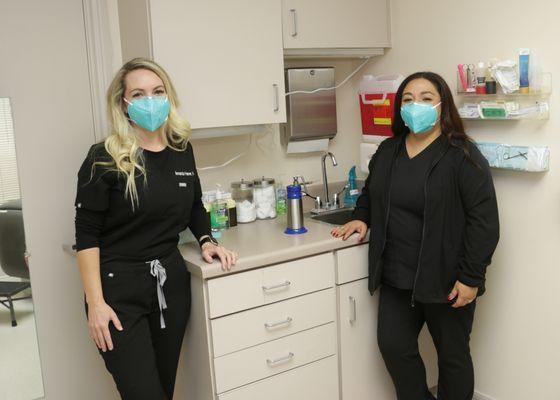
[{"left": 321, "top": 152, "right": 338, "bottom": 209}]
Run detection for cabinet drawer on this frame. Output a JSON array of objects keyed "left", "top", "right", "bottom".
[
  {"left": 214, "top": 322, "right": 336, "bottom": 393},
  {"left": 336, "top": 244, "right": 369, "bottom": 284},
  {"left": 218, "top": 355, "right": 339, "bottom": 400},
  {"left": 207, "top": 253, "right": 334, "bottom": 318},
  {"left": 212, "top": 288, "right": 335, "bottom": 357}
]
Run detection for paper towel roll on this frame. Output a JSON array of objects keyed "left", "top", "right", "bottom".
[
  {"left": 360, "top": 143, "right": 379, "bottom": 173},
  {"left": 286, "top": 138, "right": 330, "bottom": 154}
]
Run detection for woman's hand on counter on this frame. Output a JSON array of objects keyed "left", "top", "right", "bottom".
[
  {"left": 448, "top": 280, "right": 478, "bottom": 308},
  {"left": 331, "top": 220, "right": 368, "bottom": 242},
  {"left": 201, "top": 243, "right": 238, "bottom": 271},
  {"left": 87, "top": 300, "right": 123, "bottom": 352}
]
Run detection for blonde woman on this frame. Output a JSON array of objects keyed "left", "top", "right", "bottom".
[{"left": 75, "top": 58, "right": 237, "bottom": 400}]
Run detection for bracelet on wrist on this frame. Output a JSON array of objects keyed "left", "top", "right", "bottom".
[{"left": 199, "top": 235, "right": 218, "bottom": 248}]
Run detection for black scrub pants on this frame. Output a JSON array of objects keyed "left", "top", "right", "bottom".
[
  {"left": 85, "top": 248, "right": 191, "bottom": 400},
  {"left": 377, "top": 284, "right": 476, "bottom": 400}
]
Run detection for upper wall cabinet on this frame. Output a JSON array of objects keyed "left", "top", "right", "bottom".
[
  {"left": 118, "top": 0, "right": 286, "bottom": 130},
  {"left": 281, "top": 0, "right": 391, "bottom": 58}
]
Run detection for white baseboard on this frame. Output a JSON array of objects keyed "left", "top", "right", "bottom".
[
  {"left": 473, "top": 390, "right": 496, "bottom": 400},
  {"left": 430, "top": 386, "right": 496, "bottom": 400}
]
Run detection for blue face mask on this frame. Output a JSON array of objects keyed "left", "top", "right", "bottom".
[
  {"left": 125, "top": 96, "right": 170, "bottom": 132},
  {"left": 400, "top": 102, "right": 441, "bottom": 134}
]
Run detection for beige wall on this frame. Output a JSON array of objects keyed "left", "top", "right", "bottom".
[{"left": 0, "top": 1, "right": 119, "bottom": 399}]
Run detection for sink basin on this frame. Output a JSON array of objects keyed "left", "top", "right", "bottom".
[{"left": 310, "top": 208, "right": 355, "bottom": 226}]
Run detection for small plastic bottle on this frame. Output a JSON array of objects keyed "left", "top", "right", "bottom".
[
  {"left": 276, "top": 183, "right": 287, "bottom": 216},
  {"left": 223, "top": 192, "right": 237, "bottom": 227},
  {"left": 344, "top": 166, "right": 360, "bottom": 207},
  {"left": 211, "top": 186, "right": 229, "bottom": 232},
  {"left": 202, "top": 191, "right": 215, "bottom": 230}
]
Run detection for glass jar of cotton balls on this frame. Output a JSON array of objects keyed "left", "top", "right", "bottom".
[
  {"left": 231, "top": 179, "right": 256, "bottom": 223},
  {"left": 253, "top": 177, "right": 277, "bottom": 220}
]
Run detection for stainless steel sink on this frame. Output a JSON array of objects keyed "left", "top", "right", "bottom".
[{"left": 310, "top": 208, "right": 355, "bottom": 226}]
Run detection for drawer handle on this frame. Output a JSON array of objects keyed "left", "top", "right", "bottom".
[
  {"left": 262, "top": 280, "right": 291, "bottom": 292},
  {"left": 264, "top": 316, "right": 293, "bottom": 330},
  {"left": 290, "top": 9, "right": 298, "bottom": 37},
  {"left": 266, "top": 352, "right": 294, "bottom": 367},
  {"left": 273, "top": 83, "right": 279, "bottom": 112},
  {"left": 349, "top": 296, "right": 357, "bottom": 324}
]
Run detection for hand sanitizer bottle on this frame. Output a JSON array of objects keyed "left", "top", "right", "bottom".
[{"left": 344, "top": 166, "right": 360, "bottom": 207}]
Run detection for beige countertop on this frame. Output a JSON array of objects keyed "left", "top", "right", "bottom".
[{"left": 178, "top": 214, "right": 369, "bottom": 279}]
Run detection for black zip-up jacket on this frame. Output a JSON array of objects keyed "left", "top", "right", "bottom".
[{"left": 352, "top": 134, "right": 500, "bottom": 303}]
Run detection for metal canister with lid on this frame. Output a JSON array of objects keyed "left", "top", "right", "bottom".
[
  {"left": 253, "top": 177, "right": 277, "bottom": 219},
  {"left": 285, "top": 177, "right": 307, "bottom": 234},
  {"left": 231, "top": 179, "right": 256, "bottom": 223}
]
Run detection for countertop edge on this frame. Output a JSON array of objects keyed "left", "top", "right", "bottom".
[{"left": 179, "top": 236, "right": 369, "bottom": 280}]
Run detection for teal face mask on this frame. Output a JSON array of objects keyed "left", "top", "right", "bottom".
[
  {"left": 400, "top": 102, "right": 441, "bottom": 134},
  {"left": 125, "top": 96, "right": 170, "bottom": 132}
]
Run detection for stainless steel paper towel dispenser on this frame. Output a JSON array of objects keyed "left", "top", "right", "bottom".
[{"left": 282, "top": 68, "right": 337, "bottom": 144}]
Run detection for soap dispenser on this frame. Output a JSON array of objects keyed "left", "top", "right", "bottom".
[{"left": 344, "top": 166, "right": 360, "bottom": 207}]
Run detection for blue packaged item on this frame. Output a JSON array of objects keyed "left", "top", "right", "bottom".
[
  {"left": 519, "top": 49, "right": 530, "bottom": 93},
  {"left": 344, "top": 166, "right": 360, "bottom": 206},
  {"left": 476, "top": 142, "right": 549, "bottom": 172}
]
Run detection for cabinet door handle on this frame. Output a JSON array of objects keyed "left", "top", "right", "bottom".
[
  {"left": 264, "top": 316, "right": 293, "bottom": 330},
  {"left": 273, "top": 83, "right": 279, "bottom": 112},
  {"left": 349, "top": 296, "right": 357, "bottom": 324},
  {"left": 290, "top": 9, "right": 298, "bottom": 37},
  {"left": 262, "top": 280, "right": 291, "bottom": 292},
  {"left": 266, "top": 352, "right": 294, "bottom": 367}
]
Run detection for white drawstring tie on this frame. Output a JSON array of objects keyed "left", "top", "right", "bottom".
[{"left": 147, "top": 259, "right": 167, "bottom": 329}]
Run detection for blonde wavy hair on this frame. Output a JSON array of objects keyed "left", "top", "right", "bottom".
[{"left": 97, "top": 57, "right": 191, "bottom": 210}]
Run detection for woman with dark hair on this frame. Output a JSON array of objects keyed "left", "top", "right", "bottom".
[{"left": 332, "top": 72, "right": 499, "bottom": 400}]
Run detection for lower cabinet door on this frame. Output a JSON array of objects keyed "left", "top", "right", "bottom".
[
  {"left": 338, "top": 278, "right": 395, "bottom": 399},
  {"left": 218, "top": 355, "right": 339, "bottom": 400}
]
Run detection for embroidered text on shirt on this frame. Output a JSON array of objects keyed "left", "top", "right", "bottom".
[
  {"left": 175, "top": 171, "right": 195, "bottom": 176},
  {"left": 179, "top": 182, "right": 187, "bottom": 187}
]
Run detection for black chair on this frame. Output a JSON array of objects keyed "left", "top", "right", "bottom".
[{"left": 0, "top": 199, "right": 32, "bottom": 327}]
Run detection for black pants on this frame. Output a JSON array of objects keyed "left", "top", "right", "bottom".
[
  {"left": 377, "top": 284, "right": 476, "bottom": 400},
  {"left": 85, "top": 249, "right": 191, "bottom": 400}
]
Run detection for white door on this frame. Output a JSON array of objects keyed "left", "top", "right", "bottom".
[
  {"left": 338, "top": 278, "right": 395, "bottom": 399},
  {"left": 282, "top": 0, "right": 390, "bottom": 50},
  {"left": 149, "top": 0, "right": 286, "bottom": 129},
  {"left": 338, "top": 278, "right": 439, "bottom": 399}
]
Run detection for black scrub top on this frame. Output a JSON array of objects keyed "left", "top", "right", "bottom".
[
  {"left": 381, "top": 136, "right": 443, "bottom": 289},
  {"left": 74, "top": 141, "right": 210, "bottom": 263}
]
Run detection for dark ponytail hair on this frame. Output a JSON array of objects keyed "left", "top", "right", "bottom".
[{"left": 392, "top": 71, "right": 478, "bottom": 166}]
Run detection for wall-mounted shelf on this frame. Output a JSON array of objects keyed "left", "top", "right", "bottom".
[
  {"left": 459, "top": 102, "right": 549, "bottom": 120},
  {"left": 456, "top": 92, "right": 551, "bottom": 98},
  {"left": 459, "top": 100, "right": 549, "bottom": 120},
  {"left": 455, "top": 72, "right": 551, "bottom": 121},
  {"left": 456, "top": 71, "right": 552, "bottom": 96}
]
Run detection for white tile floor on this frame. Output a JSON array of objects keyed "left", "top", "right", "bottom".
[{"left": 0, "top": 283, "right": 44, "bottom": 400}]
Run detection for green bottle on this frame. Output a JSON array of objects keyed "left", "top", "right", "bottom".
[
  {"left": 276, "top": 184, "right": 287, "bottom": 215},
  {"left": 211, "top": 188, "right": 229, "bottom": 232}
]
